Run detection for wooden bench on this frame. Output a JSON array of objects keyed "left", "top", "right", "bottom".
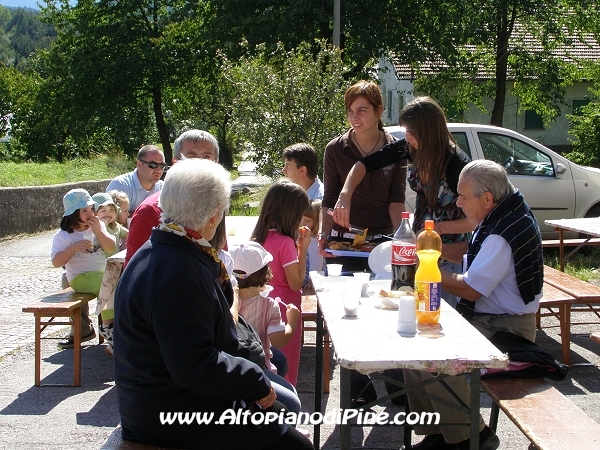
[
  {"left": 22, "top": 288, "right": 97, "bottom": 387},
  {"left": 536, "top": 283, "right": 576, "bottom": 365},
  {"left": 542, "top": 237, "right": 600, "bottom": 248},
  {"left": 541, "top": 265, "right": 600, "bottom": 365},
  {"left": 101, "top": 426, "right": 180, "bottom": 449},
  {"left": 301, "top": 294, "right": 331, "bottom": 394},
  {"left": 483, "top": 377, "right": 600, "bottom": 450}
]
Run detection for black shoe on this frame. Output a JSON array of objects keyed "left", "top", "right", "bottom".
[
  {"left": 57, "top": 329, "right": 96, "bottom": 349},
  {"left": 409, "top": 434, "right": 455, "bottom": 450},
  {"left": 455, "top": 426, "right": 500, "bottom": 450}
]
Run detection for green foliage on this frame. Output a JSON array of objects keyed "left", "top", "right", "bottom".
[
  {"left": 221, "top": 40, "right": 348, "bottom": 178},
  {"left": 565, "top": 94, "right": 600, "bottom": 167},
  {"left": 407, "top": 0, "right": 600, "bottom": 127},
  {"left": 0, "top": 5, "right": 55, "bottom": 70}
]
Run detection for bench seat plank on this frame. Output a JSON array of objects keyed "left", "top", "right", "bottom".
[
  {"left": 22, "top": 287, "right": 96, "bottom": 387},
  {"left": 544, "top": 266, "right": 600, "bottom": 303},
  {"left": 542, "top": 238, "right": 600, "bottom": 248},
  {"left": 483, "top": 378, "right": 600, "bottom": 450}
]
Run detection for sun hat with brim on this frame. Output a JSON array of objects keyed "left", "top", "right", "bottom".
[
  {"left": 92, "top": 192, "right": 119, "bottom": 213},
  {"left": 230, "top": 242, "right": 273, "bottom": 279},
  {"left": 63, "top": 189, "right": 95, "bottom": 217}
]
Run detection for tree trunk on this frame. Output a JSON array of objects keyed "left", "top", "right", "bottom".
[
  {"left": 490, "top": 8, "right": 512, "bottom": 127},
  {"left": 217, "top": 116, "right": 233, "bottom": 169},
  {"left": 152, "top": 87, "right": 172, "bottom": 163}
]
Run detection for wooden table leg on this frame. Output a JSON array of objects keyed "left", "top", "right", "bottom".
[
  {"left": 558, "top": 228, "right": 565, "bottom": 272},
  {"left": 73, "top": 307, "right": 81, "bottom": 387},
  {"left": 34, "top": 315, "right": 41, "bottom": 387},
  {"left": 561, "top": 305, "right": 571, "bottom": 366}
]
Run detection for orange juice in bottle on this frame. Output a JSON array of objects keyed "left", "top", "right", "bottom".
[{"left": 415, "top": 220, "right": 442, "bottom": 325}]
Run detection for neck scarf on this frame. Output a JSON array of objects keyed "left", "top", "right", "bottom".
[{"left": 158, "top": 220, "right": 232, "bottom": 296}]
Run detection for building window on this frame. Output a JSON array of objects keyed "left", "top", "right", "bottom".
[
  {"left": 524, "top": 110, "right": 544, "bottom": 130},
  {"left": 573, "top": 99, "right": 590, "bottom": 116},
  {"left": 387, "top": 92, "right": 393, "bottom": 119}
]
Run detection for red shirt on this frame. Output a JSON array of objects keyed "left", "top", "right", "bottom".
[{"left": 124, "top": 191, "right": 161, "bottom": 266}]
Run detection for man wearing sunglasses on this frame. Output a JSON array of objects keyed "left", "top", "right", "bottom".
[{"left": 106, "top": 145, "right": 167, "bottom": 213}]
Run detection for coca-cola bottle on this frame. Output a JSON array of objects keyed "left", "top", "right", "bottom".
[{"left": 391, "top": 211, "right": 416, "bottom": 291}]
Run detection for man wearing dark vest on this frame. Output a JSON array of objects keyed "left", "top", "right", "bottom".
[{"left": 404, "top": 160, "right": 543, "bottom": 450}]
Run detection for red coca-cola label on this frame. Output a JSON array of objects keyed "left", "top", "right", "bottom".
[{"left": 391, "top": 243, "right": 416, "bottom": 265}]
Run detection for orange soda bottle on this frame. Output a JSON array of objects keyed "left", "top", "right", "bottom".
[{"left": 414, "top": 220, "right": 442, "bottom": 325}]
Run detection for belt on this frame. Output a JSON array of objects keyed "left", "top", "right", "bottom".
[{"left": 330, "top": 229, "right": 386, "bottom": 240}]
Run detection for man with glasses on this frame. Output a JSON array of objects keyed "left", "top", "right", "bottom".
[
  {"left": 106, "top": 145, "right": 167, "bottom": 213},
  {"left": 124, "top": 130, "right": 219, "bottom": 265}
]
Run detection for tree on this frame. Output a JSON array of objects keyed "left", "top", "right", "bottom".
[
  {"left": 38, "top": 0, "right": 216, "bottom": 161},
  {"left": 221, "top": 40, "right": 348, "bottom": 178},
  {"left": 406, "top": 0, "right": 600, "bottom": 127}
]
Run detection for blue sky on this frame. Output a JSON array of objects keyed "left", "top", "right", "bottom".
[{"left": 0, "top": 1, "right": 42, "bottom": 9}]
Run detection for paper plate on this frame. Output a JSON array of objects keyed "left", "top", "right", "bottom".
[{"left": 368, "top": 241, "right": 392, "bottom": 275}]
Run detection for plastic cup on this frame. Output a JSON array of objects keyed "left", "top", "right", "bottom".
[
  {"left": 353, "top": 272, "right": 371, "bottom": 296},
  {"left": 340, "top": 278, "right": 361, "bottom": 317},
  {"left": 397, "top": 294, "right": 417, "bottom": 336},
  {"left": 327, "top": 264, "right": 343, "bottom": 277}
]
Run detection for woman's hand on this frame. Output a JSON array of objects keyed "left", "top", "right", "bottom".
[
  {"left": 333, "top": 195, "right": 351, "bottom": 229},
  {"left": 255, "top": 386, "right": 276, "bottom": 409}
]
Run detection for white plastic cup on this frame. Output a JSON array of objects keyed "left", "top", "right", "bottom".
[
  {"left": 82, "top": 229, "right": 96, "bottom": 250},
  {"left": 353, "top": 272, "right": 371, "bottom": 296},
  {"left": 341, "top": 278, "right": 361, "bottom": 317},
  {"left": 327, "top": 264, "right": 343, "bottom": 277},
  {"left": 397, "top": 294, "right": 417, "bottom": 336}
]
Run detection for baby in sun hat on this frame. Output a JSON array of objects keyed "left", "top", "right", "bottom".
[{"left": 92, "top": 192, "right": 128, "bottom": 256}]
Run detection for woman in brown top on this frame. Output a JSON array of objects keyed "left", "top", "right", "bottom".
[{"left": 318, "top": 80, "right": 407, "bottom": 272}]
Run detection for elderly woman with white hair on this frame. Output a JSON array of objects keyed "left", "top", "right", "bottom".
[{"left": 114, "top": 159, "right": 313, "bottom": 450}]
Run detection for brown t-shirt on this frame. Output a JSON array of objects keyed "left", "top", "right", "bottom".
[{"left": 322, "top": 130, "right": 407, "bottom": 236}]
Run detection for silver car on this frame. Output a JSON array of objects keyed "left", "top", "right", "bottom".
[{"left": 386, "top": 124, "right": 600, "bottom": 239}]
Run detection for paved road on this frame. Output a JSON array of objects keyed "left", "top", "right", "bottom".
[{"left": 0, "top": 231, "right": 66, "bottom": 358}]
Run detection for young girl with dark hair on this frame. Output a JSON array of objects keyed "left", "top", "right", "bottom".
[{"left": 251, "top": 179, "right": 311, "bottom": 386}]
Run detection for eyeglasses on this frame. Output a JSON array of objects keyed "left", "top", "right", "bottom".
[{"left": 139, "top": 159, "right": 167, "bottom": 170}]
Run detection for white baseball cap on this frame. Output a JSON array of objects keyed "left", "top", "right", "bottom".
[{"left": 230, "top": 242, "right": 273, "bottom": 279}]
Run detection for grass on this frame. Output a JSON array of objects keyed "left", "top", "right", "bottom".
[
  {"left": 543, "top": 247, "right": 600, "bottom": 283},
  {"left": 0, "top": 155, "right": 133, "bottom": 187}
]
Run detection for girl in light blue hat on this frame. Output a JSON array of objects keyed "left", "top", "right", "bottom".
[{"left": 50, "top": 188, "right": 116, "bottom": 349}]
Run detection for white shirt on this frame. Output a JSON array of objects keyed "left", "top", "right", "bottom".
[
  {"left": 462, "top": 234, "right": 541, "bottom": 315},
  {"left": 106, "top": 169, "right": 163, "bottom": 212},
  {"left": 51, "top": 222, "right": 111, "bottom": 282}
]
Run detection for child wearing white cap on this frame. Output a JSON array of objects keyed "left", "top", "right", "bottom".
[
  {"left": 50, "top": 188, "right": 116, "bottom": 349},
  {"left": 230, "top": 241, "right": 302, "bottom": 415}
]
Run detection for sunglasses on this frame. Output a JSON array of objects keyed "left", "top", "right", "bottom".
[{"left": 139, "top": 159, "right": 167, "bottom": 170}]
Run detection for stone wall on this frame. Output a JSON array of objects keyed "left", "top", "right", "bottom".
[{"left": 0, "top": 180, "right": 111, "bottom": 240}]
